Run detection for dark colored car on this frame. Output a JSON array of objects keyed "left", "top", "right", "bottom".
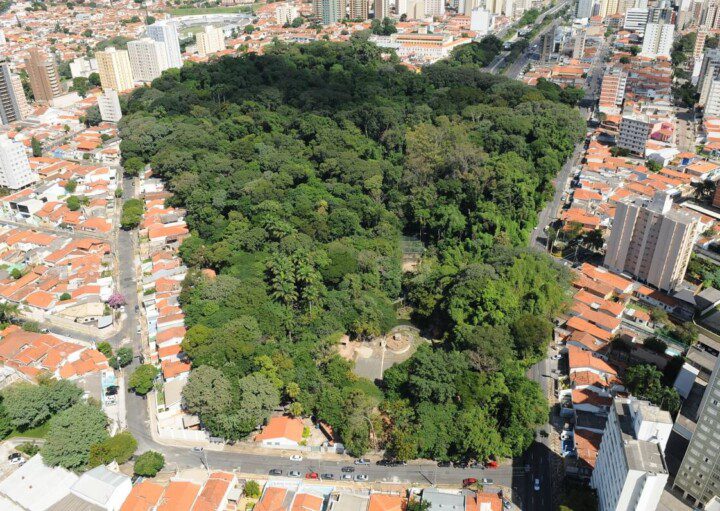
[
  {"left": 269, "top": 469, "right": 283, "bottom": 476},
  {"left": 341, "top": 466, "right": 355, "bottom": 473},
  {"left": 437, "top": 461, "right": 453, "bottom": 468},
  {"left": 321, "top": 473, "right": 335, "bottom": 480}
]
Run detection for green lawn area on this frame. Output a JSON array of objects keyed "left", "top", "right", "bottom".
[
  {"left": 167, "top": 4, "right": 263, "bottom": 15},
  {"left": 7, "top": 421, "right": 50, "bottom": 439}
]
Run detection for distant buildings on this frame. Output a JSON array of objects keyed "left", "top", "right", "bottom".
[
  {"left": 640, "top": 22, "right": 674, "bottom": 58},
  {"left": 349, "top": 0, "right": 369, "bottom": 19},
  {"left": 424, "top": 0, "right": 445, "bottom": 16},
  {"left": 374, "top": 0, "right": 389, "bottom": 19},
  {"left": 25, "top": 48, "right": 62, "bottom": 103},
  {"left": 591, "top": 398, "right": 670, "bottom": 511},
  {"left": 604, "top": 192, "right": 700, "bottom": 292},
  {"left": 0, "top": 61, "right": 26, "bottom": 125},
  {"left": 0, "top": 136, "right": 36, "bottom": 189},
  {"left": 96, "top": 47, "right": 134, "bottom": 92},
  {"left": 195, "top": 26, "right": 226, "bottom": 57},
  {"left": 147, "top": 20, "right": 183, "bottom": 69},
  {"left": 276, "top": 3, "right": 300, "bottom": 24},
  {"left": 98, "top": 89, "right": 122, "bottom": 123},
  {"left": 674, "top": 356, "right": 720, "bottom": 507},
  {"left": 127, "top": 38, "right": 169, "bottom": 82},
  {"left": 313, "top": 0, "right": 345, "bottom": 25}
]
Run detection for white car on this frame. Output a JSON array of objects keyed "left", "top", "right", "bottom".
[
  {"left": 290, "top": 454, "right": 303, "bottom": 462},
  {"left": 534, "top": 478, "right": 540, "bottom": 491}
]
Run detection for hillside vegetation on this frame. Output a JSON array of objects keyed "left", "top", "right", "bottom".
[{"left": 120, "top": 37, "right": 585, "bottom": 460}]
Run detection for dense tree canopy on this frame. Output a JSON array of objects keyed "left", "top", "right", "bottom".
[{"left": 121, "top": 38, "right": 583, "bottom": 459}]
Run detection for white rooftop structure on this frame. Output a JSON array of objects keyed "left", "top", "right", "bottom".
[
  {"left": 69, "top": 465, "right": 131, "bottom": 511},
  {"left": 0, "top": 454, "right": 78, "bottom": 511}
]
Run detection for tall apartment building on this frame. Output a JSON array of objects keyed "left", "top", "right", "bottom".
[
  {"left": 470, "top": 8, "right": 492, "bottom": 34},
  {"left": 348, "top": 0, "right": 369, "bottom": 18},
  {"left": 147, "top": 20, "right": 183, "bottom": 69},
  {"left": 195, "top": 26, "right": 226, "bottom": 56},
  {"left": 599, "top": 69, "right": 628, "bottom": 114},
  {"left": 374, "top": 0, "right": 389, "bottom": 19},
  {"left": 648, "top": 4, "right": 673, "bottom": 23},
  {"left": 675, "top": 357, "right": 720, "bottom": 507},
  {"left": 705, "top": 79, "right": 720, "bottom": 117},
  {"left": 0, "top": 136, "right": 36, "bottom": 189},
  {"left": 127, "top": 39, "right": 168, "bottom": 83},
  {"left": 600, "top": 0, "right": 620, "bottom": 18},
  {"left": 424, "top": 0, "right": 445, "bottom": 16},
  {"left": 576, "top": 0, "right": 594, "bottom": 18},
  {"left": 623, "top": 7, "right": 649, "bottom": 33},
  {"left": 617, "top": 114, "right": 652, "bottom": 155},
  {"left": 591, "top": 398, "right": 670, "bottom": 511},
  {"left": 275, "top": 3, "right": 299, "bottom": 24},
  {"left": 10, "top": 75, "right": 30, "bottom": 119},
  {"left": 24, "top": 48, "right": 62, "bottom": 103},
  {"left": 640, "top": 22, "right": 674, "bottom": 57},
  {"left": 695, "top": 30, "right": 708, "bottom": 60},
  {"left": 98, "top": 88, "right": 122, "bottom": 123},
  {"left": 699, "top": 49, "right": 720, "bottom": 106},
  {"left": 540, "top": 26, "right": 555, "bottom": 61},
  {"left": 313, "top": 0, "right": 346, "bottom": 24},
  {"left": 96, "top": 47, "right": 134, "bottom": 92},
  {"left": 0, "top": 62, "right": 26, "bottom": 125},
  {"left": 604, "top": 192, "right": 700, "bottom": 292}
]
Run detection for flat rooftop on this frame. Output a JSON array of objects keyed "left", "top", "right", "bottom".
[{"left": 616, "top": 401, "right": 669, "bottom": 475}]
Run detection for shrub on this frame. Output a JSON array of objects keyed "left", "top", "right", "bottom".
[{"left": 133, "top": 450, "right": 164, "bottom": 476}]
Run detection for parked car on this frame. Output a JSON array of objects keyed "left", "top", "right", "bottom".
[
  {"left": 485, "top": 461, "right": 498, "bottom": 469},
  {"left": 534, "top": 478, "right": 540, "bottom": 491},
  {"left": 305, "top": 472, "right": 319, "bottom": 479},
  {"left": 289, "top": 471, "right": 301, "bottom": 478},
  {"left": 437, "top": 461, "right": 452, "bottom": 468},
  {"left": 481, "top": 478, "right": 493, "bottom": 485},
  {"left": 8, "top": 453, "right": 22, "bottom": 464},
  {"left": 354, "top": 458, "right": 370, "bottom": 465},
  {"left": 341, "top": 474, "right": 353, "bottom": 480},
  {"left": 463, "top": 478, "right": 478, "bottom": 487},
  {"left": 269, "top": 469, "right": 283, "bottom": 476},
  {"left": 470, "top": 462, "right": 484, "bottom": 469},
  {"left": 290, "top": 454, "right": 303, "bottom": 462},
  {"left": 341, "top": 466, "right": 355, "bottom": 473},
  {"left": 355, "top": 474, "right": 369, "bottom": 481},
  {"left": 321, "top": 473, "right": 335, "bottom": 480},
  {"left": 191, "top": 447, "right": 203, "bottom": 452},
  {"left": 551, "top": 354, "right": 562, "bottom": 360},
  {"left": 105, "top": 386, "right": 118, "bottom": 396}
]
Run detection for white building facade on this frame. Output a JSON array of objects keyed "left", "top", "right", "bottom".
[
  {"left": 0, "top": 136, "right": 37, "bottom": 189},
  {"left": 98, "top": 89, "right": 123, "bottom": 123},
  {"left": 127, "top": 38, "right": 169, "bottom": 82},
  {"left": 147, "top": 20, "right": 183, "bottom": 69}
]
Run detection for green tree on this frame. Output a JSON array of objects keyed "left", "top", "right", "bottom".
[
  {"left": 89, "top": 431, "right": 137, "bottom": 467},
  {"left": 133, "top": 450, "right": 164, "bottom": 476},
  {"left": 42, "top": 403, "right": 108, "bottom": 470},
  {"left": 66, "top": 195, "right": 81, "bottom": 211},
  {"left": 65, "top": 179, "right": 78, "bottom": 193},
  {"left": 31, "top": 137, "right": 42, "bottom": 157},
  {"left": 96, "top": 342, "right": 113, "bottom": 358},
  {"left": 88, "top": 72, "right": 101, "bottom": 87},
  {"left": 2, "top": 380, "right": 82, "bottom": 430},
  {"left": 109, "top": 346, "right": 133, "bottom": 369},
  {"left": 121, "top": 198, "right": 144, "bottom": 229},
  {"left": 128, "top": 364, "right": 159, "bottom": 395},
  {"left": 244, "top": 480, "right": 261, "bottom": 498}
]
